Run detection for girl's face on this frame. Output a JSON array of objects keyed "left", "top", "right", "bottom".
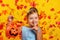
[{"left": 27, "top": 13, "right": 39, "bottom": 27}]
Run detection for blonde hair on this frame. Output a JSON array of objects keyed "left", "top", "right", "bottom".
[{"left": 27, "top": 7, "right": 38, "bottom": 18}]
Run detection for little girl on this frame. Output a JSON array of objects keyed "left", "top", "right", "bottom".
[{"left": 22, "top": 7, "right": 42, "bottom": 40}]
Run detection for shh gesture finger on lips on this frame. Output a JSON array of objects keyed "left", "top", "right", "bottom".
[{"left": 32, "top": 22, "right": 38, "bottom": 31}]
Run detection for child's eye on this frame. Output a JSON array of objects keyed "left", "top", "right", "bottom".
[
  {"left": 30, "top": 18, "right": 33, "bottom": 19},
  {"left": 35, "top": 17, "right": 38, "bottom": 19}
]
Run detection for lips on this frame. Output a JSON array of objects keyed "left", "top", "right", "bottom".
[{"left": 32, "top": 21, "right": 38, "bottom": 26}]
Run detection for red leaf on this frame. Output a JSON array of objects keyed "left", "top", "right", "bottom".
[
  {"left": 17, "top": 6, "right": 20, "bottom": 10},
  {"left": 15, "top": 0, "right": 19, "bottom": 3},
  {"left": 30, "top": 1, "right": 37, "bottom": 7},
  {"left": 56, "top": 21, "right": 60, "bottom": 25},
  {"left": 0, "top": 23, "right": 4, "bottom": 30},
  {"left": 6, "top": 4, "right": 9, "bottom": 6},
  {"left": 47, "top": 0, "right": 49, "bottom": 3},
  {"left": 0, "top": 36, "right": 3, "bottom": 40},
  {"left": 24, "top": 6, "right": 27, "bottom": 9},
  {"left": 48, "top": 16, "right": 51, "bottom": 19},
  {"left": 39, "top": 15, "right": 43, "bottom": 19},
  {"left": 50, "top": 8, "right": 55, "bottom": 11},
  {"left": 15, "top": 0, "right": 19, "bottom": 5},
  {"left": 54, "top": 16, "right": 58, "bottom": 19},
  {"left": 42, "top": 30, "right": 46, "bottom": 34},
  {"left": 24, "top": 16, "right": 27, "bottom": 21},
  {"left": 39, "top": 11, "right": 46, "bottom": 19},
  {"left": 57, "top": 38, "right": 59, "bottom": 40},
  {"left": 1, "top": 4, "right": 5, "bottom": 7},
  {"left": 0, "top": 13, "right": 2, "bottom": 16},
  {"left": 17, "top": 5, "right": 23, "bottom": 10},
  {"left": 0, "top": 32, "right": 2, "bottom": 35},
  {"left": 49, "top": 35, "right": 54, "bottom": 39},
  {"left": 2, "top": 10, "right": 7, "bottom": 15},
  {"left": 42, "top": 28, "right": 46, "bottom": 34},
  {"left": 57, "top": 11, "right": 60, "bottom": 14},
  {"left": 42, "top": 21, "right": 47, "bottom": 25},
  {"left": 49, "top": 24, "right": 56, "bottom": 28},
  {"left": 0, "top": 0, "right": 2, "bottom": 3}
]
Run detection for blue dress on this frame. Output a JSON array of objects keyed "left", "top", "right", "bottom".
[{"left": 22, "top": 26, "right": 40, "bottom": 40}]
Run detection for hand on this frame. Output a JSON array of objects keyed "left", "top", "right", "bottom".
[{"left": 31, "top": 22, "right": 38, "bottom": 31}]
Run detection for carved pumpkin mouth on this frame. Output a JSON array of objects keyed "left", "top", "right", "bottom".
[
  {"left": 9, "top": 28, "right": 18, "bottom": 36},
  {"left": 9, "top": 31, "right": 18, "bottom": 36}
]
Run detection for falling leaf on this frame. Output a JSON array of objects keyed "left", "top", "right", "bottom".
[
  {"left": 0, "top": 32, "right": 2, "bottom": 35},
  {"left": 1, "top": 4, "right": 6, "bottom": 7},
  {"left": 30, "top": 1, "right": 37, "bottom": 7},
  {"left": 56, "top": 21, "right": 60, "bottom": 25},
  {"left": 48, "top": 16, "right": 51, "bottom": 19},
  {"left": 50, "top": 8, "right": 55, "bottom": 11},
  {"left": 17, "top": 5, "right": 23, "bottom": 10},
  {"left": 0, "top": 13, "right": 2, "bottom": 16},
  {"left": 0, "top": 0, "right": 2, "bottom": 3},
  {"left": 24, "top": 16, "right": 27, "bottom": 21},
  {"left": 24, "top": 6, "right": 27, "bottom": 9},
  {"left": 46, "top": 0, "right": 49, "bottom": 3},
  {"left": 2, "top": 10, "right": 7, "bottom": 15},
  {"left": 39, "top": 11, "right": 46, "bottom": 19},
  {"left": 49, "top": 24, "right": 56, "bottom": 28},
  {"left": 49, "top": 35, "right": 54, "bottom": 39},
  {"left": 0, "top": 23, "right": 4, "bottom": 30},
  {"left": 0, "top": 36, "right": 3, "bottom": 40},
  {"left": 57, "top": 11, "right": 60, "bottom": 14}
]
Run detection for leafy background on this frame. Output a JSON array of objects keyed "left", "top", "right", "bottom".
[{"left": 0, "top": 0, "right": 60, "bottom": 40}]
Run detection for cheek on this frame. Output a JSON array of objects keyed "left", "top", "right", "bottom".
[
  {"left": 36, "top": 19, "right": 39, "bottom": 23},
  {"left": 35, "top": 18, "right": 38, "bottom": 20},
  {"left": 36, "top": 19, "right": 39, "bottom": 22},
  {"left": 28, "top": 19, "right": 33, "bottom": 24},
  {"left": 34, "top": 18, "right": 39, "bottom": 24},
  {"left": 29, "top": 20, "right": 33, "bottom": 23}
]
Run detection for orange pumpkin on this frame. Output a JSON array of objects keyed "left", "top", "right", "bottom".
[
  {"left": 6, "top": 23, "right": 20, "bottom": 39},
  {"left": 6, "top": 15, "right": 21, "bottom": 39}
]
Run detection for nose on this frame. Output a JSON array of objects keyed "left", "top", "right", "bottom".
[{"left": 33, "top": 19, "right": 36, "bottom": 24}]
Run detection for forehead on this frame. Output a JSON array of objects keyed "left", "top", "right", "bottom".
[{"left": 28, "top": 13, "right": 38, "bottom": 17}]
